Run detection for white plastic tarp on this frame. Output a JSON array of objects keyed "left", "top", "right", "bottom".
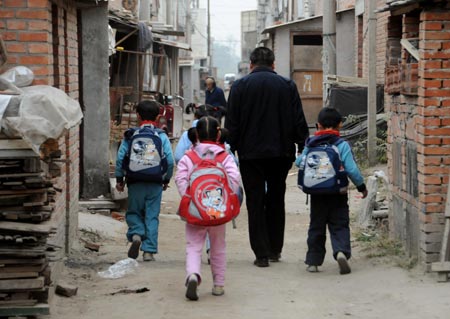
[{"left": 2, "top": 85, "right": 83, "bottom": 153}]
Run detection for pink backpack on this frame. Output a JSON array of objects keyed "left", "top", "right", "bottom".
[{"left": 178, "top": 150, "right": 240, "bottom": 226}]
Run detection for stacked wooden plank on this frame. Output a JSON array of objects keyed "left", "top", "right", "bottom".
[
  {"left": 0, "top": 222, "right": 52, "bottom": 316},
  {"left": 0, "top": 138, "right": 62, "bottom": 316}
]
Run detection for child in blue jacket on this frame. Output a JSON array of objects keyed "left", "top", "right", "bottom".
[
  {"left": 116, "top": 100, "right": 174, "bottom": 262},
  {"left": 295, "top": 108, "right": 367, "bottom": 274}
]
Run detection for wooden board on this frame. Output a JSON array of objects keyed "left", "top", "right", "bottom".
[
  {"left": 0, "top": 140, "right": 32, "bottom": 150},
  {"left": 0, "top": 277, "right": 44, "bottom": 292},
  {"left": 0, "top": 300, "right": 37, "bottom": 307},
  {"left": 0, "top": 258, "right": 46, "bottom": 265},
  {"left": 1, "top": 263, "right": 47, "bottom": 273},
  {"left": 0, "top": 221, "right": 52, "bottom": 234},
  {"left": 0, "top": 272, "right": 39, "bottom": 279},
  {"left": 0, "top": 172, "right": 42, "bottom": 179},
  {"left": 0, "top": 303, "right": 49, "bottom": 316},
  {"left": 0, "top": 189, "right": 46, "bottom": 196}
]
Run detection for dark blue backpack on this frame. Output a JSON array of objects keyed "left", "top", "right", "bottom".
[
  {"left": 298, "top": 138, "right": 349, "bottom": 194},
  {"left": 122, "top": 126, "right": 168, "bottom": 183}
]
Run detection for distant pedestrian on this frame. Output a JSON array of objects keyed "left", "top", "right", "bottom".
[
  {"left": 175, "top": 116, "right": 241, "bottom": 301},
  {"left": 174, "top": 104, "right": 216, "bottom": 164},
  {"left": 226, "top": 47, "right": 309, "bottom": 267},
  {"left": 296, "top": 107, "right": 368, "bottom": 274},
  {"left": 115, "top": 100, "right": 174, "bottom": 262},
  {"left": 205, "top": 77, "right": 227, "bottom": 121}
]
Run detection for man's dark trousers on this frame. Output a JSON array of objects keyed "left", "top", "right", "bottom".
[
  {"left": 306, "top": 194, "right": 351, "bottom": 266},
  {"left": 239, "top": 157, "right": 292, "bottom": 259}
]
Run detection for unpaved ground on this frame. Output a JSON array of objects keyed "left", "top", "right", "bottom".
[{"left": 46, "top": 170, "right": 450, "bottom": 319}]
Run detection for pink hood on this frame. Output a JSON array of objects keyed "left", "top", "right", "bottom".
[{"left": 175, "top": 143, "right": 241, "bottom": 196}]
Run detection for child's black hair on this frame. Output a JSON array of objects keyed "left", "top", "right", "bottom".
[
  {"left": 317, "top": 107, "right": 343, "bottom": 129},
  {"left": 187, "top": 116, "right": 221, "bottom": 145},
  {"left": 185, "top": 103, "right": 217, "bottom": 119},
  {"left": 218, "top": 128, "right": 230, "bottom": 144},
  {"left": 136, "top": 100, "right": 160, "bottom": 121}
]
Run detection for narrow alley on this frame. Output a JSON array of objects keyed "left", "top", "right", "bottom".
[{"left": 48, "top": 172, "right": 450, "bottom": 319}]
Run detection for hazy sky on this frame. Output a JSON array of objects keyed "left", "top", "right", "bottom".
[{"left": 199, "top": 0, "right": 257, "bottom": 54}]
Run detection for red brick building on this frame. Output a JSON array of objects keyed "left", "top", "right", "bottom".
[
  {"left": 0, "top": 0, "right": 110, "bottom": 250},
  {"left": 381, "top": 0, "right": 450, "bottom": 268}
]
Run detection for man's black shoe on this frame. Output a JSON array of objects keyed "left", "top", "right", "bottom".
[
  {"left": 269, "top": 253, "right": 281, "bottom": 262},
  {"left": 254, "top": 258, "right": 269, "bottom": 267}
]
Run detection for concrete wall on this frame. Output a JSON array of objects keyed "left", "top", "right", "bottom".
[
  {"left": 336, "top": 9, "right": 355, "bottom": 76},
  {"left": 81, "top": 5, "right": 111, "bottom": 198},
  {"left": 274, "top": 27, "right": 292, "bottom": 77}
]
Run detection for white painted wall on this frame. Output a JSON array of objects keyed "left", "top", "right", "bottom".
[{"left": 274, "top": 27, "right": 291, "bottom": 77}]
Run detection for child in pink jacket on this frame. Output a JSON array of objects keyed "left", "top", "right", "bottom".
[{"left": 175, "top": 116, "right": 240, "bottom": 301}]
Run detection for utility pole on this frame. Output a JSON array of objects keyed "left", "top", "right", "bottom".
[
  {"left": 207, "top": 0, "right": 211, "bottom": 71},
  {"left": 368, "top": 0, "right": 377, "bottom": 166},
  {"left": 322, "top": 0, "right": 336, "bottom": 105}
]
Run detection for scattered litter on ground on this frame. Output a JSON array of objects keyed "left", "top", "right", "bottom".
[
  {"left": 110, "top": 287, "right": 150, "bottom": 295},
  {"left": 97, "top": 258, "right": 139, "bottom": 279}
]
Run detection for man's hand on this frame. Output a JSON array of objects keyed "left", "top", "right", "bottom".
[
  {"left": 116, "top": 182, "right": 125, "bottom": 192},
  {"left": 361, "top": 189, "right": 368, "bottom": 199},
  {"left": 163, "top": 183, "right": 169, "bottom": 191}
]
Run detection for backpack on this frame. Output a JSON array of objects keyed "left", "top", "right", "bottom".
[
  {"left": 297, "top": 138, "right": 349, "bottom": 194},
  {"left": 178, "top": 150, "right": 240, "bottom": 226},
  {"left": 122, "top": 126, "right": 168, "bottom": 183}
]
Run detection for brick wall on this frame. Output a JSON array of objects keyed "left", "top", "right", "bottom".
[
  {"left": 0, "top": 2, "right": 81, "bottom": 251},
  {"left": 386, "top": 5, "right": 450, "bottom": 267}
]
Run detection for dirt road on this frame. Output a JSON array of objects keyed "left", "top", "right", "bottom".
[{"left": 48, "top": 171, "right": 450, "bottom": 319}]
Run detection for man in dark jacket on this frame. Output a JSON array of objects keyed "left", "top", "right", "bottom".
[
  {"left": 226, "top": 47, "right": 309, "bottom": 267},
  {"left": 205, "top": 77, "right": 227, "bottom": 121}
]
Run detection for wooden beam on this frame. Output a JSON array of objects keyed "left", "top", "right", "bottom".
[
  {"left": 114, "top": 28, "right": 138, "bottom": 48},
  {"left": 0, "top": 303, "right": 49, "bottom": 317},
  {"left": 0, "top": 277, "right": 44, "bottom": 291},
  {"left": 401, "top": 39, "right": 419, "bottom": 61},
  {"left": 0, "top": 221, "right": 52, "bottom": 235}
]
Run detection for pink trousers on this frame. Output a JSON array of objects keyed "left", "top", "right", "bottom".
[{"left": 185, "top": 223, "right": 226, "bottom": 286}]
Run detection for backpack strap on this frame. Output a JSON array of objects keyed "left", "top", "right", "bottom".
[
  {"left": 185, "top": 150, "right": 202, "bottom": 165},
  {"left": 185, "top": 149, "right": 228, "bottom": 165},
  {"left": 333, "top": 137, "right": 345, "bottom": 146},
  {"left": 215, "top": 151, "right": 228, "bottom": 163},
  {"left": 124, "top": 128, "right": 137, "bottom": 140}
]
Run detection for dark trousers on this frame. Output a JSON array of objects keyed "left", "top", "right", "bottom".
[
  {"left": 306, "top": 194, "right": 351, "bottom": 266},
  {"left": 240, "top": 158, "right": 292, "bottom": 259}
]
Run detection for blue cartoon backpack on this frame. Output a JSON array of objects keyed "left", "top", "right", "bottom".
[
  {"left": 298, "top": 138, "right": 349, "bottom": 194},
  {"left": 122, "top": 126, "right": 168, "bottom": 183}
]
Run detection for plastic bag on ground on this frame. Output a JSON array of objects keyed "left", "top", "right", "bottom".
[{"left": 98, "top": 258, "right": 139, "bottom": 279}]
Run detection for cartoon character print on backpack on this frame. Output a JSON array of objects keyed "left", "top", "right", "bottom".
[
  {"left": 298, "top": 138, "right": 349, "bottom": 195},
  {"left": 130, "top": 138, "right": 161, "bottom": 170},
  {"left": 123, "top": 126, "right": 168, "bottom": 183},
  {"left": 306, "top": 151, "right": 336, "bottom": 181},
  {"left": 202, "top": 187, "right": 226, "bottom": 220},
  {"left": 178, "top": 150, "right": 240, "bottom": 226}
]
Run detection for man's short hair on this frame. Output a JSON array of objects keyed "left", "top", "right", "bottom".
[
  {"left": 136, "top": 100, "right": 161, "bottom": 121},
  {"left": 250, "top": 47, "right": 275, "bottom": 67},
  {"left": 318, "top": 107, "right": 343, "bottom": 129}
]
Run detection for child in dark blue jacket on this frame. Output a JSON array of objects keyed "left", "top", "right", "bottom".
[{"left": 295, "top": 108, "right": 367, "bottom": 274}]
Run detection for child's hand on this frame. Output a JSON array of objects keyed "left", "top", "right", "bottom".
[
  {"left": 116, "top": 182, "right": 125, "bottom": 192},
  {"left": 361, "top": 189, "right": 368, "bottom": 199}
]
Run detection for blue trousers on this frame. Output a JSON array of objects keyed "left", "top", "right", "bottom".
[
  {"left": 305, "top": 194, "right": 351, "bottom": 266},
  {"left": 126, "top": 183, "right": 163, "bottom": 253}
]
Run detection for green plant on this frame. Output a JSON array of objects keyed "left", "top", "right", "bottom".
[
  {"left": 353, "top": 228, "right": 417, "bottom": 270},
  {"left": 352, "top": 126, "right": 387, "bottom": 166}
]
